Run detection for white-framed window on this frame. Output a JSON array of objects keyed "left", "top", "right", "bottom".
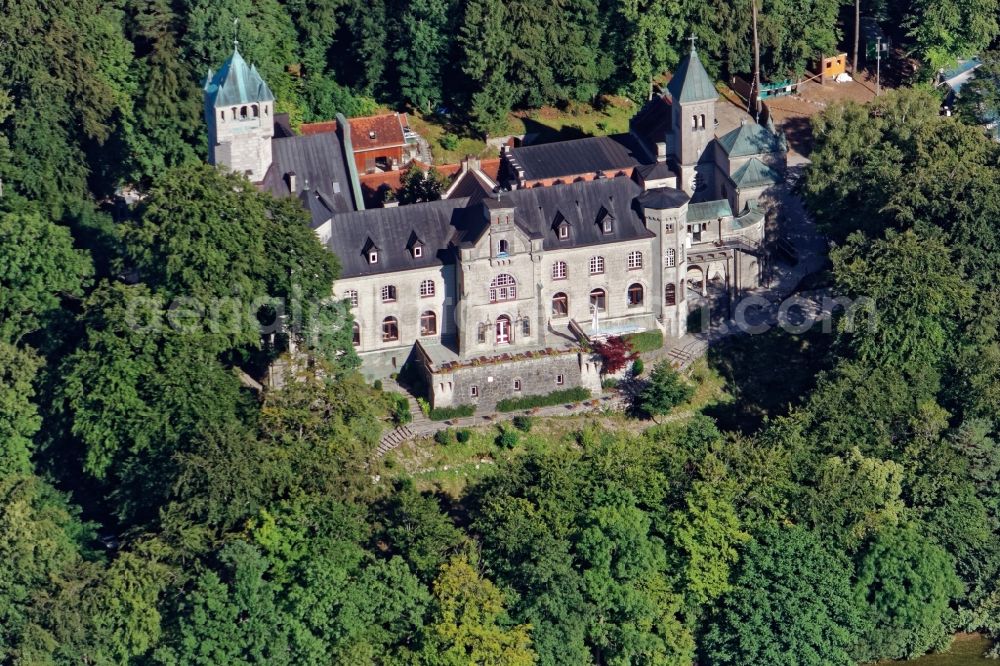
[
  {"left": 381, "top": 285, "right": 397, "bottom": 302},
  {"left": 471, "top": 385, "right": 479, "bottom": 397},
  {"left": 665, "top": 248, "right": 676, "bottom": 267},
  {"left": 552, "top": 261, "right": 567, "bottom": 280},
  {"left": 369, "top": 251, "right": 378, "bottom": 264},
  {"left": 513, "top": 378, "right": 522, "bottom": 391},
  {"left": 602, "top": 218, "right": 613, "bottom": 234},
  {"left": 628, "top": 251, "right": 642, "bottom": 269},
  {"left": 489, "top": 274, "right": 517, "bottom": 302},
  {"left": 555, "top": 374, "right": 564, "bottom": 386},
  {"left": 345, "top": 289, "right": 358, "bottom": 307},
  {"left": 498, "top": 239, "right": 509, "bottom": 256},
  {"left": 589, "top": 256, "right": 605, "bottom": 275},
  {"left": 420, "top": 279, "right": 435, "bottom": 297},
  {"left": 589, "top": 288, "right": 606, "bottom": 312},
  {"left": 413, "top": 245, "right": 423, "bottom": 258},
  {"left": 558, "top": 224, "right": 569, "bottom": 239}
]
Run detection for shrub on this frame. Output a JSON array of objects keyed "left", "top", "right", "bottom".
[
  {"left": 434, "top": 429, "right": 454, "bottom": 445},
  {"left": 592, "top": 336, "right": 638, "bottom": 374},
  {"left": 373, "top": 379, "right": 383, "bottom": 391},
  {"left": 624, "top": 330, "right": 664, "bottom": 353},
  {"left": 496, "top": 386, "right": 590, "bottom": 412},
  {"left": 512, "top": 415, "right": 533, "bottom": 432},
  {"left": 390, "top": 393, "right": 412, "bottom": 425},
  {"left": 456, "top": 429, "right": 471, "bottom": 443},
  {"left": 497, "top": 427, "right": 519, "bottom": 448},
  {"left": 416, "top": 397, "right": 430, "bottom": 417},
  {"left": 440, "top": 133, "right": 459, "bottom": 151},
  {"left": 602, "top": 378, "right": 619, "bottom": 390},
  {"left": 428, "top": 404, "right": 476, "bottom": 421},
  {"left": 639, "top": 361, "right": 693, "bottom": 419},
  {"left": 632, "top": 358, "right": 644, "bottom": 376}
]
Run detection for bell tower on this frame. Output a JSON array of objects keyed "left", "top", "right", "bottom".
[
  {"left": 668, "top": 39, "right": 717, "bottom": 196},
  {"left": 203, "top": 42, "right": 275, "bottom": 181}
]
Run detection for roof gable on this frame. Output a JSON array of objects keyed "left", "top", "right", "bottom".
[
  {"left": 350, "top": 114, "right": 406, "bottom": 151},
  {"left": 730, "top": 158, "right": 783, "bottom": 189},
  {"left": 666, "top": 47, "right": 717, "bottom": 104}
]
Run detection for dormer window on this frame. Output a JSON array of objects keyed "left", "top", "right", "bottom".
[
  {"left": 369, "top": 130, "right": 377, "bottom": 140},
  {"left": 369, "top": 251, "right": 378, "bottom": 264},
  {"left": 413, "top": 245, "right": 423, "bottom": 258},
  {"left": 558, "top": 224, "right": 569, "bottom": 239},
  {"left": 602, "top": 218, "right": 613, "bottom": 234},
  {"left": 498, "top": 239, "right": 509, "bottom": 257}
]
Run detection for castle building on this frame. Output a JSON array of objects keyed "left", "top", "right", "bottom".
[{"left": 204, "top": 44, "right": 787, "bottom": 411}]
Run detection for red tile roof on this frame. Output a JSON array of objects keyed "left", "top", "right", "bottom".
[
  {"left": 299, "top": 120, "right": 338, "bottom": 135},
  {"left": 350, "top": 113, "right": 406, "bottom": 152}
]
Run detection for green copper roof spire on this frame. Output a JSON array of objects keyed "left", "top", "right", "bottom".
[
  {"left": 204, "top": 44, "right": 275, "bottom": 108},
  {"left": 666, "top": 40, "right": 717, "bottom": 104}
]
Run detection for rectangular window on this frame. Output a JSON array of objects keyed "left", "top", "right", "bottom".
[
  {"left": 413, "top": 245, "right": 422, "bottom": 258},
  {"left": 602, "top": 219, "right": 613, "bottom": 234},
  {"left": 555, "top": 374, "right": 564, "bottom": 386},
  {"left": 559, "top": 225, "right": 569, "bottom": 239},
  {"left": 522, "top": 319, "right": 530, "bottom": 336},
  {"left": 513, "top": 379, "right": 521, "bottom": 391},
  {"left": 369, "top": 251, "right": 378, "bottom": 264},
  {"left": 471, "top": 386, "right": 479, "bottom": 397},
  {"left": 665, "top": 223, "right": 674, "bottom": 233}
]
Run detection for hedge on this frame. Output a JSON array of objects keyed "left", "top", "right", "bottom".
[
  {"left": 496, "top": 386, "right": 591, "bottom": 412},
  {"left": 624, "top": 330, "right": 664, "bottom": 353},
  {"left": 428, "top": 404, "right": 476, "bottom": 421}
]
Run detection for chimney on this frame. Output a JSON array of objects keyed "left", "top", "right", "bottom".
[{"left": 285, "top": 171, "right": 297, "bottom": 192}]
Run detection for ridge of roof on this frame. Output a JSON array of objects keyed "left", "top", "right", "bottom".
[
  {"left": 717, "top": 121, "right": 784, "bottom": 157},
  {"left": 730, "top": 157, "right": 783, "bottom": 189},
  {"left": 204, "top": 47, "right": 275, "bottom": 107}
]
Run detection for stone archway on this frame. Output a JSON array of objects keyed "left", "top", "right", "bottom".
[{"left": 686, "top": 264, "right": 706, "bottom": 297}]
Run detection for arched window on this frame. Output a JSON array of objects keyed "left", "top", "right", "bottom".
[
  {"left": 381, "top": 285, "right": 397, "bottom": 302},
  {"left": 700, "top": 114, "right": 706, "bottom": 129},
  {"left": 264, "top": 105, "right": 269, "bottom": 116},
  {"left": 352, "top": 322, "right": 360, "bottom": 346},
  {"left": 627, "top": 283, "right": 644, "bottom": 307},
  {"left": 552, "top": 292, "right": 568, "bottom": 317},
  {"left": 240, "top": 106, "right": 248, "bottom": 119},
  {"left": 495, "top": 315, "right": 512, "bottom": 345},
  {"left": 498, "top": 239, "right": 509, "bottom": 256},
  {"left": 552, "top": 261, "right": 567, "bottom": 280},
  {"left": 590, "top": 288, "right": 606, "bottom": 312},
  {"left": 489, "top": 274, "right": 517, "bottom": 302},
  {"left": 252, "top": 104, "right": 259, "bottom": 118},
  {"left": 420, "top": 279, "right": 435, "bottom": 297},
  {"left": 231, "top": 107, "right": 237, "bottom": 118},
  {"left": 382, "top": 317, "right": 399, "bottom": 341},
  {"left": 692, "top": 115, "right": 698, "bottom": 129},
  {"left": 219, "top": 110, "right": 225, "bottom": 122},
  {"left": 628, "top": 251, "right": 643, "bottom": 269},
  {"left": 665, "top": 283, "right": 677, "bottom": 306},
  {"left": 420, "top": 311, "right": 437, "bottom": 336},
  {"left": 665, "top": 248, "right": 676, "bottom": 267},
  {"left": 589, "top": 256, "right": 605, "bottom": 275},
  {"left": 345, "top": 289, "right": 358, "bottom": 307}
]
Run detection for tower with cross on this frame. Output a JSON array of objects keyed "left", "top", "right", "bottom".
[
  {"left": 203, "top": 34, "right": 275, "bottom": 181},
  {"left": 667, "top": 37, "right": 717, "bottom": 196}
]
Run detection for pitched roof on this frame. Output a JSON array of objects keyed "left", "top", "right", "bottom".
[
  {"left": 688, "top": 199, "right": 734, "bottom": 221},
  {"left": 717, "top": 121, "right": 785, "bottom": 157},
  {"left": 636, "top": 187, "right": 690, "bottom": 210},
  {"left": 350, "top": 113, "right": 406, "bottom": 152},
  {"left": 259, "top": 132, "right": 355, "bottom": 226},
  {"left": 730, "top": 158, "right": 783, "bottom": 189},
  {"left": 630, "top": 95, "right": 674, "bottom": 148},
  {"left": 299, "top": 120, "right": 339, "bottom": 136},
  {"left": 204, "top": 48, "right": 274, "bottom": 107},
  {"left": 666, "top": 47, "right": 717, "bottom": 104},
  {"left": 506, "top": 134, "right": 652, "bottom": 182},
  {"left": 635, "top": 162, "right": 675, "bottom": 180},
  {"left": 327, "top": 177, "right": 664, "bottom": 278}
]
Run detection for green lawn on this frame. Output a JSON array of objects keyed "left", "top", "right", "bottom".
[{"left": 886, "top": 635, "right": 994, "bottom": 665}]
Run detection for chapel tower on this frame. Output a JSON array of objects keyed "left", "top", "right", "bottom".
[
  {"left": 203, "top": 44, "right": 275, "bottom": 181},
  {"left": 668, "top": 43, "right": 717, "bottom": 196}
]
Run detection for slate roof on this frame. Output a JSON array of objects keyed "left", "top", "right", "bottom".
[
  {"left": 635, "top": 162, "right": 675, "bottom": 180},
  {"left": 446, "top": 169, "right": 495, "bottom": 203},
  {"left": 688, "top": 199, "right": 734, "bottom": 221},
  {"left": 717, "top": 121, "right": 784, "bottom": 157},
  {"left": 507, "top": 134, "right": 653, "bottom": 182},
  {"left": 630, "top": 95, "right": 673, "bottom": 148},
  {"left": 667, "top": 47, "right": 717, "bottom": 104},
  {"left": 327, "top": 177, "right": 667, "bottom": 278},
  {"left": 637, "top": 187, "right": 690, "bottom": 210},
  {"left": 204, "top": 48, "right": 274, "bottom": 107},
  {"left": 259, "top": 132, "right": 355, "bottom": 226},
  {"left": 729, "top": 158, "right": 783, "bottom": 189}
]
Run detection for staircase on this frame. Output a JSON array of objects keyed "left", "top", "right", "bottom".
[
  {"left": 377, "top": 424, "right": 416, "bottom": 457},
  {"left": 376, "top": 379, "right": 431, "bottom": 458}
]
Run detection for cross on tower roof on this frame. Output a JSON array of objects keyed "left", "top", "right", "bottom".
[
  {"left": 687, "top": 34, "right": 698, "bottom": 51},
  {"left": 233, "top": 18, "right": 239, "bottom": 51}
]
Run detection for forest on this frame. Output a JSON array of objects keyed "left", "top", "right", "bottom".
[{"left": 3, "top": 0, "right": 1000, "bottom": 664}]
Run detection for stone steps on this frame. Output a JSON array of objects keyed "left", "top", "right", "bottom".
[{"left": 377, "top": 424, "right": 416, "bottom": 457}]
